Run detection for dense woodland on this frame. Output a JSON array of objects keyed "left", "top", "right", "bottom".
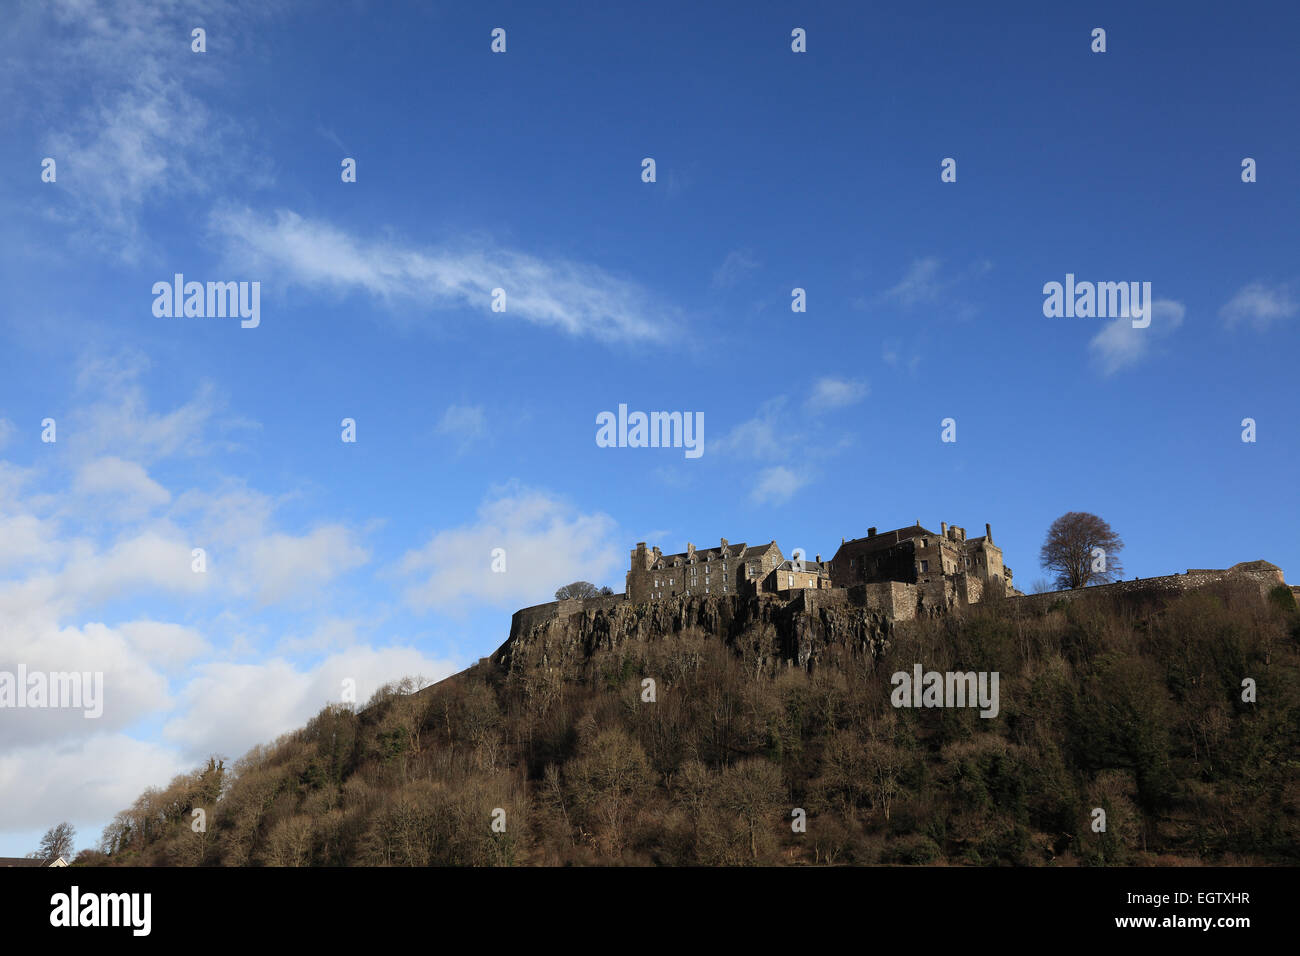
[{"left": 79, "top": 583, "right": 1300, "bottom": 866}]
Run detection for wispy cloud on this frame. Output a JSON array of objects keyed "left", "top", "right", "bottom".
[
  {"left": 806, "top": 377, "right": 868, "bottom": 411},
  {"left": 1220, "top": 281, "right": 1297, "bottom": 331},
  {"left": 18, "top": 0, "right": 268, "bottom": 259},
  {"left": 210, "top": 207, "right": 674, "bottom": 343},
  {"left": 437, "top": 404, "right": 487, "bottom": 452},
  {"left": 713, "top": 398, "right": 791, "bottom": 460},
  {"left": 751, "top": 466, "right": 810, "bottom": 505},
  {"left": 1089, "top": 299, "right": 1186, "bottom": 375},
  {"left": 873, "top": 257, "right": 992, "bottom": 320},
  {"left": 711, "top": 249, "right": 761, "bottom": 289},
  {"left": 885, "top": 257, "right": 944, "bottom": 306},
  {"left": 882, "top": 338, "right": 923, "bottom": 373}
]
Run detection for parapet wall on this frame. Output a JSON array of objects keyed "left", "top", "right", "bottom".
[
  {"left": 509, "top": 593, "right": 629, "bottom": 636},
  {"left": 1012, "top": 562, "right": 1284, "bottom": 611}
]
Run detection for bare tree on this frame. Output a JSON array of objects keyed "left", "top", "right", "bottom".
[
  {"left": 1039, "top": 511, "right": 1124, "bottom": 589},
  {"left": 555, "top": 581, "right": 601, "bottom": 600},
  {"left": 36, "top": 822, "right": 75, "bottom": 862}
]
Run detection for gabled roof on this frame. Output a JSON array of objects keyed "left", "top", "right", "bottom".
[
  {"left": 772, "top": 559, "right": 828, "bottom": 573},
  {"left": 0, "top": 857, "right": 50, "bottom": 867},
  {"left": 653, "top": 541, "right": 749, "bottom": 568},
  {"left": 836, "top": 526, "right": 936, "bottom": 554}
]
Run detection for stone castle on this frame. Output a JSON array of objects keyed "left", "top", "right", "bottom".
[{"left": 626, "top": 520, "right": 1017, "bottom": 619}]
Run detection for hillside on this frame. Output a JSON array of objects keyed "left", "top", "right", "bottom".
[{"left": 84, "top": 577, "right": 1300, "bottom": 866}]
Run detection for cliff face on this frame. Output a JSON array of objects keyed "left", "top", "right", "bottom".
[{"left": 493, "top": 590, "right": 894, "bottom": 678}]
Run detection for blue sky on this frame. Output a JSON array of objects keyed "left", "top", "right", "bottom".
[{"left": 0, "top": 0, "right": 1296, "bottom": 855}]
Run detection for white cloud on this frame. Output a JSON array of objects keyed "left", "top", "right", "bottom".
[
  {"left": 1089, "top": 299, "right": 1185, "bottom": 375},
  {"left": 235, "top": 526, "right": 370, "bottom": 605},
  {"left": 0, "top": 514, "right": 61, "bottom": 571},
  {"left": 882, "top": 338, "right": 922, "bottom": 373},
  {"left": 1220, "top": 281, "right": 1297, "bottom": 331},
  {"left": 711, "top": 249, "right": 761, "bottom": 289},
  {"left": 56, "top": 528, "right": 211, "bottom": 609},
  {"left": 714, "top": 398, "right": 791, "bottom": 460},
  {"left": 0, "top": 616, "right": 174, "bottom": 750},
  {"left": 399, "top": 487, "right": 621, "bottom": 612},
  {"left": 751, "top": 466, "right": 810, "bottom": 505},
  {"left": 0, "top": 734, "right": 187, "bottom": 843},
  {"left": 211, "top": 206, "right": 673, "bottom": 343},
  {"left": 70, "top": 352, "right": 226, "bottom": 464},
  {"left": 437, "top": 404, "right": 487, "bottom": 450},
  {"left": 117, "top": 620, "right": 211, "bottom": 670},
  {"left": 807, "top": 377, "right": 868, "bottom": 410},
  {"left": 885, "top": 258, "right": 943, "bottom": 306},
  {"left": 879, "top": 258, "right": 990, "bottom": 317},
  {"left": 163, "top": 646, "right": 459, "bottom": 759},
  {"left": 0, "top": 419, "right": 15, "bottom": 450},
  {"left": 73, "top": 456, "right": 171, "bottom": 518}
]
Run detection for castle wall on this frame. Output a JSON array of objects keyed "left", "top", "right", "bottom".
[{"left": 1013, "top": 564, "right": 1284, "bottom": 610}]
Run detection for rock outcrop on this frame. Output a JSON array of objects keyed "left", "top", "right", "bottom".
[{"left": 493, "top": 589, "right": 894, "bottom": 678}]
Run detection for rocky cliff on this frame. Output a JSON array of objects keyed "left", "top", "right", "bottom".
[{"left": 493, "top": 589, "right": 895, "bottom": 678}]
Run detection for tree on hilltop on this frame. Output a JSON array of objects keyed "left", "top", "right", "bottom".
[
  {"left": 555, "top": 581, "right": 601, "bottom": 600},
  {"left": 1040, "top": 511, "right": 1125, "bottom": 589},
  {"left": 34, "top": 822, "right": 75, "bottom": 863}
]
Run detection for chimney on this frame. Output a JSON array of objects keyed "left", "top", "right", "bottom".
[
  {"left": 868, "top": 527, "right": 877, "bottom": 537},
  {"left": 720, "top": 537, "right": 728, "bottom": 550},
  {"left": 815, "top": 554, "right": 821, "bottom": 564},
  {"left": 985, "top": 523, "right": 993, "bottom": 544},
  {"left": 916, "top": 518, "right": 921, "bottom": 527},
  {"left": 687, "top": 542, "right": 695, "bottom": 559},
  {"left": 941, "top": 522, "right": 948, "bottom": 537}
]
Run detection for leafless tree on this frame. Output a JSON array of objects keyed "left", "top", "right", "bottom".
[
  {"left": 36, "top": 822, "right": 75, "bottom": 862},
  {"left": 1040, "top": 511, "right": 1125, "bottom": 589}
]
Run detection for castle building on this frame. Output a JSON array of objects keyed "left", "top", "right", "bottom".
[
  {"left": 761, "top": 556, "right": 832, "bottom": 596},
  {"left": 829, "top": 521, "right": 1015, "bottom": 604},
  {"left": 626, "top": 521, "right": 1014, "bottom": 611},
  {"left": 626, "top": 539, "right": 784, "bottom": 603}
]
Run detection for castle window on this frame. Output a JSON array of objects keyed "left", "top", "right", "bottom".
[
  {"left": 921, "top": 539, "right": 928, "bottom": 547},
  {"left": 920, "top": 560, "right": 929, "bottom": 572}
]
